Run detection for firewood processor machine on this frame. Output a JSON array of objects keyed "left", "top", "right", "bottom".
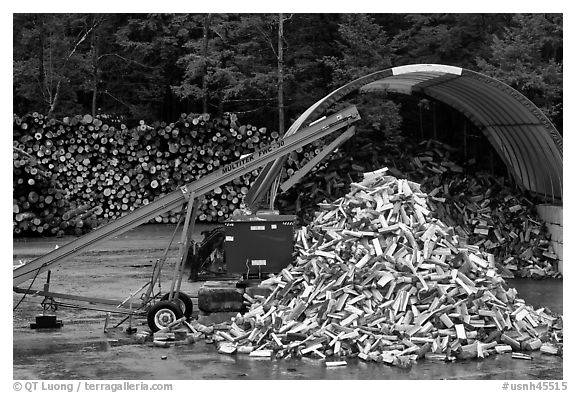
[{"left": 13, "top": 106, "right": 360, "bottom": 332}]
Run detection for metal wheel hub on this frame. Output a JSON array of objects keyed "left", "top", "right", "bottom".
[
  {"left": 174, "top": 299, "right": 185, "bottom": 313},
  {"left": 155, "top": 309, "right": 176, "bottom": 327}
]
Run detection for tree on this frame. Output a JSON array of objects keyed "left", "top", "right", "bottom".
[
  {"left": 277, "top": 13, "right": 286, "bottom": 135},
  {"left": 171, "top": 14, "right": 290, "bottom": 126},
  {"left": 112, "top": 13, "right": 191, "bottom": 120},
  {"left": 323, "top": 14, "right": 392, "bottom": 88},
  {"left": 389, "top": 14, "right": 513, "bottom": 68},
  {"left": 81, "top": 14, "right": 156, "bottom": 118},
  {"left": 13, "top": 14, "right": 99, "bottom": 116},
  {"left": 13, "top": 13, "right": 165, "bottom": 119},
  {"left": 171, "top": 14, "right": 250, "bottom": 117},
  {"left": 476, "top": 13, "right": 563, "bottom": 131},
  {"left": 13, "top": 13, "right": 561, "bottom": 131},
  {"left": 321, "top": 14, "right": 401, "bottom": 135}
]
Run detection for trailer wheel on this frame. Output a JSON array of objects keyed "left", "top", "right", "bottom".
[
  {"left": 147, "top": 301, "right": 183, "bottom": 332},
  {"left": 161, "top": 291, "right": 193, "bottom": 320}
]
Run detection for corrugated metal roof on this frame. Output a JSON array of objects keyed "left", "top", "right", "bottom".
[{"left": 244, "top": 64, "right": 563, "bottom": 208}]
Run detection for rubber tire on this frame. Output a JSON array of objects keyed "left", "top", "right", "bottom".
[
  {"left": 147, "top": 300, "right": 184, "bottom": 332},
  {"left": 161, "top": 291, "right": 193, "bottom": 320}
]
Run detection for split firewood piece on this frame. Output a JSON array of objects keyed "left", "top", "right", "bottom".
[
  {"left": 249, "top": 349, "right": 273, "bottom": 357},
  {"left": 540, "top": 344, "right": 559, "bottom": 355},
  {"left": 511, "top": 352, "right": 532, "bottom": 360},
  {"left": 217, "top": 342, "right": 237, "bottom": 354},
  {"left": 325, "top": 360, "right": 347, "bottom": 367}
]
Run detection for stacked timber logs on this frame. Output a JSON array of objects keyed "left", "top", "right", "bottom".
[
  {"left": 13, "top": 112, "right": 286, "bottom": 236},
  {"left": 212, "top": 170, "right": 563, "bottom": 364},
  {"left": 13, "top": 139, "right": 71, "bottom": 236}
]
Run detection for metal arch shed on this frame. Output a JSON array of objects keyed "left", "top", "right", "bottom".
[{"left": 245, "top": 64, "right": 563, "bottom": 207}]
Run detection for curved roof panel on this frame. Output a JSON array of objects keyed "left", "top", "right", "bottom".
[{"left": 245, "top": 64, "right": 563, "bottom": 208}]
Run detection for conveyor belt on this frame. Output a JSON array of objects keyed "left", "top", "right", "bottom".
[{"left": 13, "top": 106, "right": 360, "bottom": 286}]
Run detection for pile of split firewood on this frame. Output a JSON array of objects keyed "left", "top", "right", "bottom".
[
  {"left": 202, "top": 170, "right": 562, "bottom": 365},
  {"left": 402, "top": 140, "right": 560, "bottom": 279}
]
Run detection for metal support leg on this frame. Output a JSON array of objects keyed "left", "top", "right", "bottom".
[
  {"left": 42, "top": 271, "right": 52, "bottom": 315},
  {"left": 175, "top": 198, "right": 200, "bottom": 295},
  {"left": 126, "top": 292, "right": 137, "bottom": 333},
  {"left": 104, "top": 313, "right": 110, "bottom": 333},
  {"left": 31, "top": 270, "right": 63, "bottom": 330},
  {"left": 168, "top": 190, "right": 196, "bottom": 301},
  {"left": 141, "top": 212, "right": 185, "bottom": 305}
]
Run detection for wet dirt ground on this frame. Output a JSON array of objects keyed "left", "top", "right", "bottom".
[{"left": 13, "top": 224, "right": 563, "bottom": 380}]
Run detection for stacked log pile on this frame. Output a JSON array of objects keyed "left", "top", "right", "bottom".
[
  {"left": 13, "top": 144, "right": 69, "bottom": 236},
  {"left": 13, "top": 112, "right": 295, "bottom": 235},
  {"left": 212, "top": 170, "right": 562, "bottom": 364}
]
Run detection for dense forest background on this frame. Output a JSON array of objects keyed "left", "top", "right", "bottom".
[{"left": 13, "top": 13, "right": 563, "bottom": 133}]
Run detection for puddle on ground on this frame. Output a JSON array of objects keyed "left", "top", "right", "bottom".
[{"left": 506, "top": 278, "right": 562, "bottom": 314}]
